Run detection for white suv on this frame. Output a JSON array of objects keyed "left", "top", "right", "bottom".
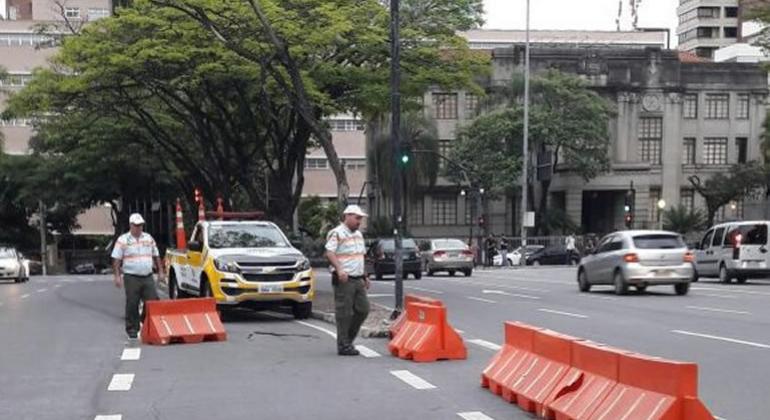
[{"left": 694, "top": 221, "right": 770, "bottom": 284}]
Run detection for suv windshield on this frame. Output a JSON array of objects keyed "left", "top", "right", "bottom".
[
  {"left": 0, "top": 248, "right": 17, "bottom": 258},
  {"left": 380, "top": 239, "right": 417, "bottom": 251},
  {"left": 632, "top": 234, "right": 685, "bottom": 249},
  {"left": 208, "top": 224, "right": 289, "bottom": 249},
  {"left": 432, "top": 239, "right": 466, "bottom": 250}
]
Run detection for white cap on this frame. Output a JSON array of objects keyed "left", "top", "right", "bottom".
[
  {"left": 343, "top": 204, "right": 367, "bottom": 217},
  {"left": 129, "top": 213, "right": 146, "bottom": 225}
]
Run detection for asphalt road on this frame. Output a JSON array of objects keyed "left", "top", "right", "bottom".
[{"left": 2, "top": 269, "right": 768, "bottom": 419}]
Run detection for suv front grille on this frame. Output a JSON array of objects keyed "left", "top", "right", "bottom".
[{"left": 242, "top": 272, "right": 295, "bottom": 282}]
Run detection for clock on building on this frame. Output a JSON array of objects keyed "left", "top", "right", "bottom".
[{"left": 642, "top": 93, "right": 662, "bottom": 112}]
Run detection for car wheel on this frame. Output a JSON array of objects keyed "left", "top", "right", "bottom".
[
  {"left": 168, "top": 273, "right": 179, "bottom": 299},
  {"left": 449, "top": 270, "right": 456, "bottom": 277},
  {"left": 614, "top": 270, "right": 629, "bottom": 296},
  {"left": 292, "top": 302, "right": 312, "bottom": 319},
  {"left": 375, "top": 270, "right": 383, "bottom": 280},
  {"left": 532, "top": 260, "right": 541, "bottom": 267},
  {"left": 691, "top": 269, "right": 699, "bottom": 283},
  {"left": 200, "top": 277, "right": 212, "bottom": 298},
  {"left": 463, "top": 269, "right": 472, "bottom": 277},
  {"left": 719, "top": 265, "right": 732, "bottom": 284},
  {"left": 736, "top": 276, "right": 747, "bottom": 284},
  {"left": 635, "top": 285, "right": 647, "bottom": 293},
  {"left": 674, "top": 282, "right": 690, "bottom": 296},
  {"left": 578, "top": 269, "right": 591, "bottom": 292},
  {"left": 414, "top": 271, "right": 422, "bottom": 280},
  {"left": 569, "top": 258, "right": 578, "bottom": 267}
]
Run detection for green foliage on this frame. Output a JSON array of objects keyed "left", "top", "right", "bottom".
[
  {"left": 298, "top": 197, "right": 340, "bottom": 239},
  {"left": 688, "top": 161, "right": 768, "bottom": 227},
  {"left": 663, "top": 205, "right": 706, "bottom": 235},
  {"left": 366, "top": 216, "right": 395, "bottom": 238},
  {"left": 542, "top": 207, "right": 580, "bottom": 235}
]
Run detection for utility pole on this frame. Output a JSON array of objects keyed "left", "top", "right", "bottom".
[
  {"left": 389, "top": 0, "right": 404, "bottom": 319},
  {"left": 519, "top": 0, "right": 531, "bottom": 264},
  {"left": 38, "top": 200, "right": 47, "bottom": 276}
]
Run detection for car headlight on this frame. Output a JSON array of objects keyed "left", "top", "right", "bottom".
[
  {"left": 298, "top": 258, "right": 311, "bottom": 271},
  {"left": 213, "top": 259, "right": 239, "bottom": 273}
]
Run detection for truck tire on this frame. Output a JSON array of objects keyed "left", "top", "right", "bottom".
[
  {"left": 200, "top": 277, "right": 212, "bottom": 298},
  {"left": 168, "top": 272, "right": 179, "bottom": 299},
  {"left": 292, "top": 302, "right": 312, "bottom": 320}
]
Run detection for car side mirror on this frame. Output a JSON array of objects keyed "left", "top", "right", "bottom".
[{"left": 188, "top": 241, "right": 203, "bottom": 252}]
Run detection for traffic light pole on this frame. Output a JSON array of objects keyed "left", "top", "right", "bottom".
[{"left": 389, "top": 0, "right": 404, "bottom": 320}]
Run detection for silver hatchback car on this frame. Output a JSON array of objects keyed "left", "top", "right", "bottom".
[{"left": 577, "top": 230, "right": 694, "bottom": 295}]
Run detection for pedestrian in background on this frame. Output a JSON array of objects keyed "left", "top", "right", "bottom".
[
  {"left": 500, "top": 237, "right": 509, "bottom": 267},
  {"left": 565, "top": 233, "right": 577, "bottom": 265},
  {"left": 325, "top": 205, "right": 370, "bottom": 356},
  {"left": 111, "top": 213, "right": 164, "bottom": 341}
]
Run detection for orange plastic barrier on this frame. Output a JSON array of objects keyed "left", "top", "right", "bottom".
[
  {"left": 481, "top": 323, "right": 715, "bottom": 420},
  {"left": 141, "top": 298, "right": 227, "bottom": 345},
  {"left": 388, "top": 301, "right": 466, "bottom": 362},
  {"left": 388, "top": 294, "right": 444, "bottom": 339}
]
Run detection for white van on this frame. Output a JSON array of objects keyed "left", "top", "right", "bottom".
[{"left": 693, "top": 221, "right": 770, "bottom": 283}]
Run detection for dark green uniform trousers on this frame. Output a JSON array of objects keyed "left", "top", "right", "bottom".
[
  {"left": 124, "top": 273, "right": 159, "bottom": 337},
  {"left": 332, "top": 274, "right": 370, "bottom": 349}
]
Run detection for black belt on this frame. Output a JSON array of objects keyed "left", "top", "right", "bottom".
[{"left": 333, "top": 273, "right": 365, "bottom": 280}]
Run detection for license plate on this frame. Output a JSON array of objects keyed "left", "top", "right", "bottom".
[
  {"left": 258, "top": 284, "right": 284, "bottom": 293},
  {"left": 654, "top": 270, "right": 672, "bottom": 276}
]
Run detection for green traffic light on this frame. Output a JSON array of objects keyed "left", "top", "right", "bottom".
[{"left": 401, "top": 154, "right": 410, "bottom": 164}]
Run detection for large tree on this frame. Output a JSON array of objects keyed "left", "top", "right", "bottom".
[{"left": 688, "top": 161, "right": 768, "bottom": 227}]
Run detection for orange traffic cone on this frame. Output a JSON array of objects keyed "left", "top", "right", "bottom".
[
  {"left": 216, "top": 197, "right": 224, "bottom": 220},
  {"left": 175, "top": 198, "right": 186, "bottom": 249},
  {"left": 197, "top": 200, "right": 205, "bottom": 222}
]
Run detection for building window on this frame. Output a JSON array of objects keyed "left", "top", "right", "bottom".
[
  {"left": 638, "top": 117, "right": 662, "bottom": 165},
  {"left": 703, "top": 138, "right": 728, "bottom": 165},
  {"left": 431, "top": 196, "right": 457, "bottom": 225},
  {"left": 0, "top": 118, "right": 32, "bottom": 127},
  {"left": 650, "top": 189, "right": 662, "bottom": 222},
  {"left": 683, "top": 138, "right": 696, "bottom": 165},
  {"left": 681, "top": 189, "right": 695, "bottom": 213},
  {"left": 304, "top": 158, "right": 328, "bottom": 169},
  {"left": 705, "top": 94, "right": 729, "bottom": 119},
  {"left": 695, "top": 47, "right": 716, "bottom": 59},
  {"left": 432, "top": 93, "right": 458, "bottom": 120},
  {"left": 697, "top": 27, "right": 718, "bottom": 38},
  {"left": 465, "top": 93, "right": 480, "bottom": 118},
  {"left": 88, "top": 8, "right": 109, "bottom": 20},
  {"left": 329, "top": 119, "right": 364, "bottom": 131},
  {"left": 724, "top": 27, "right": 738, "bottom": 38},
  {"left": 0, "top": 34, "right": 51, "bottom": 47},
  {"left": 683, "top": 94, "right": 698, "bottom": 119},
  {"left": 408, "top": 197, "right": 424, "bottom": 226},
  {"left": 736, "top": 137, "right": 748, "bottom": 164},
  {"left": 64, "top": 7, "right": 81, "bottom": 19},
  {"left": 0, "top": 73, "right": 33, "bottom": 87},
  {"left": 438, "top": 140, "right": 452, "bottom": 170},
  {"left": 737, "top": 94, "right": 750, "bottom": 119},
  {"left": 698, "top": 7, "right": 720, "bottom": 18},
  {"left": 725, "top": 7, "right": 738, "bottom": 18},
  {"left": 344, "top": 159, "right": 367, "bottom": 170}
]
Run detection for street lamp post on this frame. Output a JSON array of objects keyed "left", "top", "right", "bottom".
[
  {"left": 657, "top": 199, "right": 666, "bottom": 230},
  {"left": 519, "top": 0, "right": 531, "bottom": 264},
  {"left": 389, "top": 0, "right": 404, "bottom": 319}
]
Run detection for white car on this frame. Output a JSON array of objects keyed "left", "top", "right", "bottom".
[
  {"left": 492, "top": 245, "right": 545, "bottom": 266},
  {"left": 0, "top": 247, "right": 29, "bottom": 283},
  {"left": 694, "top": 221, "right": 770, "bottom": 283}
]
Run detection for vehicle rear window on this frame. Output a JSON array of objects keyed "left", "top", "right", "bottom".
[
  {"left": 632, "top": 235, "right": 685, "bottom": 249},
  {"left": 728, "top": 224, "right": 768, "bottom": 246},
  {"left": 381, "top": 239, "right": 417, "bottom": 251},
  {"left": 0, "top": 248, "right": 16, "bottom": 258},
  {"left": 433, "top": 239, "right": 466, "bottom": 250}
]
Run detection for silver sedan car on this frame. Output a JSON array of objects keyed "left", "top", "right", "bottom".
[
  {"left": 577, "top": 230, "right": 694, "bottom": 295},
  {"left": 420, "top": 238, "right": 474, "bottom": 277}
]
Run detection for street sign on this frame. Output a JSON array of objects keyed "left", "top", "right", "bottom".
[{"left": 524, "top": 211, "right": 535, "bottom": 228}]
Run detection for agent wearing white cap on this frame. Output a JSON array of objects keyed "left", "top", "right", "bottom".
[
  {"left": 325, "top": 204, "right": 370, "bottom": 356},
  {"left": 111, "top": 213, "right": 164, "bottom": 340}
]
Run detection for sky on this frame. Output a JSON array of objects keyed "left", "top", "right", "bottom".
[{"left": 483, "top": 0, "right": 679, "bottom": 44}]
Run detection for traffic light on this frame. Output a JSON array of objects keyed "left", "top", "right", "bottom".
[
  {"left": 478, "top": 215, "right": 486, "bottom": 228},
  {"left": 624, "top": 189, "right": 635, "bottom": 228}
]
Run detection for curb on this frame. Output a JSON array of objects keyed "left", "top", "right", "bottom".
[{"left": 311, "top": 310, "right": 391, "bottom": 338}]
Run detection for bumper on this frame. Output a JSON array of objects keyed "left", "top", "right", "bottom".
[
  {"left": 622, "top": 264, "right": 693, "bottom": 285},
  {"left": 429, "top": 260, "right": 474, "bottom": 271},
  {"left": 725, "top": 260, "right": 770, "bottom": 278},
  {"left": 209, "top": 269, "right": 315, "bottom": 305}
]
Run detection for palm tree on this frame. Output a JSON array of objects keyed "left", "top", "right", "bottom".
[{"left": 663, "top": 205, "right": 706, "bottom": 235}]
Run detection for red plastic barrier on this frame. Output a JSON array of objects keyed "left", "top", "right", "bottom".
[
  {"left": 141, "top": 298, "right": 227, "bottom": 345},
  {"left": 388, "top": 294, "right": 444, "bottom": 339},
  {"left": 388, "top": 301, "right": 466, "bottom": 362},
  {"left": 481, "top": 322, "right": 541, "bottom": 396}
]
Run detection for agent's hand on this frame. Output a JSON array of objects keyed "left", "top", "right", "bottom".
[
  {"left": 113, "top": 275, "right": 123, "bottom": 289},
  {"left": 337, "top": 271, "right": 349, "bottom": 283},
  {"left": 364, "top": 278, "right": 371, "bottom": 290}
]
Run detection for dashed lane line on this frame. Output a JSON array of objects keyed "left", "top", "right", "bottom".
[
  {"left": 466, "top": 296, "right": 496, "bottom": 304},
  {"left": 693, "top": 286, "right": 770, "bottom": 297},
  {"left": 685, "top": 306, "right": 750, "bottom": 315},
  {"left": 390, "top": 370, "right": 437, "bottom": 390},
  {"left": 671, "top": 330, "right": 770, "bottom": 349},
  {"left": 20, "top": 294, "right": 30, "bottom": 299},
  {"left": 37, "top": 288, "right": 47, "bottom": 293},
  {"left": 107, "top": 374, "right": 135, "bottom": 391},
  {"left": 405, "top": 286, "right": 445, "bottom": 294},
  {"left": 698, "top": 293, "right": 738, "bottom": 299},
  {"left": 120, "top": 348, "right": 141, "bottom": 361},
  {"left": 294, "top": 319, "right": 381, "bottom": 358},
  {"left": 355, "top": 345, "right": 382, "bottom": 358},
  {"left": 94, "top": 416, "right": 122, "bottom": 420},
  {"left": 468, "top": 339, "right": 502, "bottom": 351},
  {"left": 458, "top": 412, "right": 495, "bottom": 420},
  {"left": 537, "top": 308, "right": 589, "bottom": 319}
]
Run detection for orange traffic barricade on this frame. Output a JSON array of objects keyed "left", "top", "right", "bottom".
[
  {"left": 389, "top": 294, "right": 444, "bottom": 339},
  {"left": 388, "top": 300, "right": 466, "bottom": 362},
  {"left": 141, "top": 297, "right": 227, "bottom": 345}
]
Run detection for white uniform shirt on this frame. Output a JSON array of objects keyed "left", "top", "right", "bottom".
[
  {"left": 111, "top": 232, "right": 159, "bottom": 276},
  {"left": 325, "top": 223, "right": 366, "bottom": 276}
]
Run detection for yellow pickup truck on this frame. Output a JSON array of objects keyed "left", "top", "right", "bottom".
[{"left": 165, "top": 220, "right": 314, "bottom": 319}]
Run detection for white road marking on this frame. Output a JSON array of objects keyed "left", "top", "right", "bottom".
[
  {"left": 107, "top": 374, "right": 135, "bottom": 391},
  {"left": 367, "top": 293, "right": 394, "bottom": 298},
  {"left": 466, "top": 296, "right": 496, "bottom": 304},
  {"left": 693, "top": 286, "right": 770, "bottom": 297},
  {"left": 441, "top": 277, "right": 550, "bottom": 292},
  {"left": 20, "top": 294, "right": 30, "bottom": 299},
  {"left": 405, "top": 286, "right": 444, "bottom": 294},
  {"left": 672, "top": 330, "right": 770, "bottom": 349},
  {"left": 54, "top": 284, "right": 62, "bottom": 288},
  {"left": 456, "top": 329, "right": 465, "bottom": 334},
  {"left": 120, "top": 348, "right": 141, "bottom": 361},
  {"left": 458, "top": 412, "right": 495, "bottom": 420},
  {"left": 538, "top": 308, "right": 588, "bottom": 319},
  {"left": 482, "top": 289, "right": 540, "bottom": 300},
  {"left": 582, "top": 294, "right": 619, "bottom": 301},
  {"left": 699, "top": 293, "right": 737, "bottom": 299},
  {"left": 715, "top": 416, "right": 728, "bottom": 420},
  {"left": 685, "top": 306, "right": 750, "bottom": 315},
  {"left": 94, "top": 416, "right": 122, "bottom": 420},
  {"left": 468, "top": 339, "right": 502, "bottom": 351},
  {"left": 295, "top": 320, "right": 337, "bottom": 339},
  {"left": 390, "top": 370, "right": 437, "bottom": 390},
  {"left": 355, "top": 345, "right": 382, "bottom": 358},
  {"left": 37, "top": 288, "right": 47, "bottom": 293}
]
